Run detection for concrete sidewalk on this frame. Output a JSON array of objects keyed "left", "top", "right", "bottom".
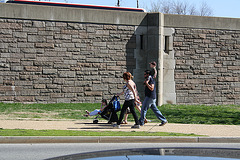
[
  {"left": 0, "top": 119, "right": 239, "bottom": 143},
  {"left": 1, "top": 119, "right": 240, "bottom": 137}
]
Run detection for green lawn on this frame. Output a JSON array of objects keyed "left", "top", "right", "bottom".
[
  {"left": 0, "top": 102, "right": 239, "bottom": 125},
  {"left": 0, "top": 103, "right": 239, "bottom": 136},
  {"left": 0, "top": 129, "right": 201, "bottom": 137}
]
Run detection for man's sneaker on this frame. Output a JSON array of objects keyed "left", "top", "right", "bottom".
[
  {"left": 159, "top": 121, "right": 168, "bottom": 126},
  {"left": 131, "top": 124, "right": 140, "bottom": 129},
  {"left": 113, "top": 124, "right": 120, "bottom": 129}
]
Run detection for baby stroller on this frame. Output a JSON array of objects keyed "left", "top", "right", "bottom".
[{"left": 93, "top": 95, "right": 121, "bottom": 124}]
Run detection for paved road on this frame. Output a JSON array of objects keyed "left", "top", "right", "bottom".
[{"left": 1, "top": 143, "right": 240, "bottom": 160}]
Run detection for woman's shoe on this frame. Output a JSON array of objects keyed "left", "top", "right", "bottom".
[
  {"left": 131, "top": 124, "right": 140, "bottom": 129},
  {"left": 121, "top": 120, "right": 128, "bottom": 124},
  {"left": 113, "top": 124, "right": 120, "bottom": 129}
]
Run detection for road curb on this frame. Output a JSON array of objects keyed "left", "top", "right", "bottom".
[{"left": 0, "top": 136, "right": 240, "bottom": 143}]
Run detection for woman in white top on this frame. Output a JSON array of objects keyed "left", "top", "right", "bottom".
[{"left": 113, "top": 72, "right": 140, "bottom": 129}]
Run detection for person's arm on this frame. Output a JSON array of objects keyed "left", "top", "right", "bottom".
[
  {"left": 144, "top": 78, "right": 154, "bottom": 91},
  {"left": 117, "top": 91, "right": 124, "bottom": 97},
  {"left": 153, "top": 67, "right": 157, "bottom": 78},
  {"left": 100, "top": 105, "right": 107, "bottom": 111}
]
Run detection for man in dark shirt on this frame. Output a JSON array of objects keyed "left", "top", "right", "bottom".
[{"left": 139, "top": 70, "right": 168, "bottom": 126}]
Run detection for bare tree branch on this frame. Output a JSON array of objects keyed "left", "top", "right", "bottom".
[
  {"left": 172, "top": 0, "right": 188, "bottom": 15},
  {"left": 150, "top": 1, "right": 162, "bottom": 12},
  {"left": 199, "top": 1, "right": 213, "bottom": 16},
  {"left": 148, "top": 0, "right": 213, "bottom": 16},
  {"left": 188, "top": 4, "right": 198, "bottom": 16},
  {"left": 160, "top": 0, "right": 173, "bottom": 14}
]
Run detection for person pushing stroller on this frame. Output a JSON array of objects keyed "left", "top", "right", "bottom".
[{"left": 113, "top": 72, "right": 141, "bottom": 129}]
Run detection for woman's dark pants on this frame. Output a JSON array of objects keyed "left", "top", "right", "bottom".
[{"left": 117, "top": 99, "right": 139, "bottom": 125}]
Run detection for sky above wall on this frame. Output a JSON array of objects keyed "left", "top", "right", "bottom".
[{"left": 63, "top": 0, "right": 240, "bottom": 19}]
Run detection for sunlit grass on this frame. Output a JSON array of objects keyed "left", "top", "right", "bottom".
[
  {"left": 0, "top": 103, "right": 239, "bottom": 125},
  {"left": 0, "top": 129, "right": 203, "bottom": 137}
]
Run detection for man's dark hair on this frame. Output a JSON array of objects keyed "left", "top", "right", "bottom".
[{"left": 145, "top": 70, "right": 151, "bottom": 75}]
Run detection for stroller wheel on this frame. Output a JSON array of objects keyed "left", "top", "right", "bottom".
[{"left": 93, "top": 119, "right": 99, "bottom": 124}]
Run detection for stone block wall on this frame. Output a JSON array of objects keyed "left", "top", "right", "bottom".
[
  {"left": 0, "top": 18, "right": 136, "bottom": 103},
  {"left": 1, "top": 4, "right": 240, "bottom": 105},
  {"left": 174, "top": 28, "right": 240, "bottom": 104}
]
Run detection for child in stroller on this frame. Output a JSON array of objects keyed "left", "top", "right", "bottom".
[
  {"left": 92, "top": 96, "right": 120, "bottom": 124},
  {"left": 84, "top": 99, "right": 108, "bottom": 117}
]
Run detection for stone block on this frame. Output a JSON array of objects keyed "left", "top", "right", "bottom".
[
  {"left": 84, "top": 76, "right": 101, "bottom": 81},
  {"left": 62, "top": 87, "right": 83, "bottom": 93},
  {"left": 28, "top": 35, "right": 45, "bottom": 42},
  {"left": 32, "top": 21, "right": 45, "bottom": 27},
  {"left": 33, "top": 84, "right": 46, "bottom": 89},
  {"left": 54, "top": 64, "right": 70, "bottom": 69},
  {"left": 217, "top": 77, "right": 239, "bottom": 82},
  {"left": 185, "top": 79, "right": 204, "bottom": 84},
  {"left": 93, "top": 84, "right": 108, "bottom": 91},
  {"left": 0, "top": 63, "right": 10, "bottom": 68},
  {"left": 18, "top": 43, "right": 34, "bottom": 48},
  {"left": 13, "top": 32, "right": 27, "bottom": 38},
  {"left": 93, "top": 42, "right": 106, "bottom": 47},
  {"left": 25, "top": 66, "right": 42, "bottom": 72},
  {"left": 0, "top": 23, "right": 22, "bottom": 29},
  {"left": 50, "top": 93, "right": 64, "bottom": 98},
  {"left": 15, "top": 96, "right": 35, "bottom": 102},
  {"left": 35, "top": 96, "right": 51, "bottom": 102},
  {"left": 11, "top": 66, "right": 23, "bottom": 71},
  {"left": 20, "top": 90, "right": 39, "bottom": 96},
  {"left": 58, "top": 71, "right": 76, "bottom": 78},
  {"left": 85, "top": 91, "right": 102, "bottom": 96},
  {"left": 43, "top": 69, "right": 57, "bottom": 75},
  {"left": 57, "top": 98, "right": 71, "bottom": 103},
  {"left": 205, "top": 79, "right": 217, "bottom": 85},
  {"left": 0, "top": 96, "right": 14, "bottom": 101},
  {"left": 35, "top": 43, "right": 54, "bottom": 48}
]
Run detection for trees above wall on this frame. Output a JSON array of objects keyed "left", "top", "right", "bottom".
[{"left": 148, "top": 0, "right": 213, "bottom": 16}]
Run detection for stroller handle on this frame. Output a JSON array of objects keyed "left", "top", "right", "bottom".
[{"left": 109, "top": 95, "right": 120, "bottom": 103}]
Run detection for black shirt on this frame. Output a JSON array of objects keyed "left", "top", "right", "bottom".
[{"left": 145, "top": 76, "right": 156, "bottom": 99}]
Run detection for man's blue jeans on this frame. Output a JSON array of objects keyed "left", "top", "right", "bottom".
[{"left": 139, "top": 96, "right": 167, "bottom": 125}]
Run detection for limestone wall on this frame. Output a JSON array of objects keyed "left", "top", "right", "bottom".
[
  {"left": 173, "top": 28, "right": 240, "bottom": 104},
  {"left": 0, "top": 3, "right": 240, "bottom": 105},
  {"left": 0, "top": 3, "right": 144, "bottom": 103}
]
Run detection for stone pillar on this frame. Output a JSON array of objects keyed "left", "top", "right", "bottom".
[
  {"left": 143, "top": 13, "right": 164, "bottom": 106},
  {"left": 133, "top": 26, "right": 148, "bottom": 100},
  {"left": 163, "top": 28, "right": 176, "bottom": 104}
]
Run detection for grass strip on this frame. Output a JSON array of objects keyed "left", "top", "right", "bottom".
[
  {"left": 0, "top": 129, "right": 203, "bottom": 137},
  {"left": 0, "top": 103, "right": 239, "bottom": 125}
]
